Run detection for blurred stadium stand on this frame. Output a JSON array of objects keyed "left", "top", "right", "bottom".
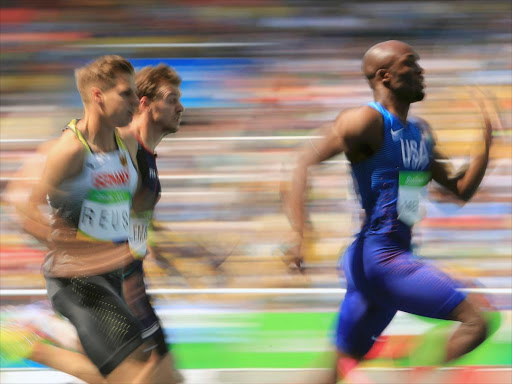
[{"left": 0, "top": 1, "right": 510, "bottom": 300}]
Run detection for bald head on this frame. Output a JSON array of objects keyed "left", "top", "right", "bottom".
[
  {"left": 362, "top": 40, "right": 415, "bottom": 79},
  {"left": 361, "top": 40, "right": 425, "bottom": 103}
]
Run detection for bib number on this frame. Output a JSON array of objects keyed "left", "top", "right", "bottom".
[
  {"left": 397, "top": 171, "right": 430, "bottom": 226},
  {"left": 129, "top": 211, "right": 152, "bottom": 259},
  {"left": 78, "top": 190, "right": 131, "bottom": 241}
]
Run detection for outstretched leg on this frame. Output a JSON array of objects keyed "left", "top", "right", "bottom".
[
  {"left": 444, "top": 298, "right": 487, "bottom": 362},
  {"left": 374, "top": 251, "right": 489, "bottom": 364},
  {"left": 330, "top": 289, "right": 396, "bottom": 383}
]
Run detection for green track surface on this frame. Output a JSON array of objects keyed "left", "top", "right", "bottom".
[
  {"left": 169, "top": 311, "right": 511, "bottom": 370},
  {"left": 2, "top": 310, "right": 510, "bottom": 370}
]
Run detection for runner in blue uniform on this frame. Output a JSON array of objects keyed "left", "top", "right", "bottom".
[{"left": 282, "top": 40, "right": 497, "bottom": 382}]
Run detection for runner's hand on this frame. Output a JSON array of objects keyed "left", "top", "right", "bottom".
[
  {"left": 279, "top": 231, "right": 305, "bottom": 273},
  {"left": 472, "top": 87, "right": 503, "bottom": 151}
]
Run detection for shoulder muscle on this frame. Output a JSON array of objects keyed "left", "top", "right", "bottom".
[
  {"left": 334, "top": 106, "right": 383, "bottom": 160},
  {"left": 43, "top": 130, "right": 87, "bottom": 187}
]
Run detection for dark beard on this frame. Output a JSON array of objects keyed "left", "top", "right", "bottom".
[{"left": 395, "top": 86, "right": 424, "bottom": 103}]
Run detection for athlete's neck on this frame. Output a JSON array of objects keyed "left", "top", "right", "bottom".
[
  {"left": 129, "top": 114, "right": 163, "bottom": 152},
  {"left": 78, "top": 110, "right": 117, "bottom": 152},
  {"left": 374, "top": 92, "right": 410, "bottom": 124}
]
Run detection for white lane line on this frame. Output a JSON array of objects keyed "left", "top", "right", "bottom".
[
  {"left": 78, "top": 42, "right": 278, "bottom": 48},
  {"left": 1, "top": 287, "right": 510, "bottom": 297}
]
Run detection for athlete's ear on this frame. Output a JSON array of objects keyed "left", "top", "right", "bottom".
[
  {"left": 376, "top": 69, "right": 391, "bottom": 85},
  {"left": 91, "top": 86, "right": 103, "bottom": 105},
  {"left": 139, "top": 96, "right": 151, "bottom": 111}
]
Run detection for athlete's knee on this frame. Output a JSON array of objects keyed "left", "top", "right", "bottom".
[
  {"left": 106, "top": 351, "right": 162, "bottom": 384},
  {"left": 466, "top": 313, "right": 488, "bottom": 344},
  {"left": 337, "top": 349, "right": 364, "bottom": 362},
  {"left": 448, "top": 300, "right": 488, "bottom": 342},
  {"left": 153, "top": 353, "right": 183, "bottom": 384},
  {"left": 337, "top": 336, "right": 374, "bottom": 360}
]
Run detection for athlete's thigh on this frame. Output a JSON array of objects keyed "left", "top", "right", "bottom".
[
  {"left": 107, "top": 349, "right": 180, "bottom": 384},
  {"left": 123, "top": 260, "right": 156, "bottom": 323},
  {"left": 379, "top": 251, "right": 466, "bottom": 319},
  {"left": 123, "top": 260, "right": 168, "bottom": 356},
  {"left": 336, "top": 289, "right": 396, "bottom": 358},
  {"left": 46, "top": 273, "right": 145, "bottom": 376}
]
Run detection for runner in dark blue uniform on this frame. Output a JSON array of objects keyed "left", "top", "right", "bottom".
[
  {"left": 124, "top": 136, "right": 165, "bottom": 354},
  {"left": 282, "top": 40, "right": 497, "bottom": 382},
  {"left": 120, "top": 63, "right": 185, "bottom": 383}
]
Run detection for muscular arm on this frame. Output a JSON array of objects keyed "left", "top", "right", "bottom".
[
  {"left": 283, "top": 106, "right": 382, "bottom": 240},
  {"left": 18, "top": 131, "right": 85, "bottom": 243},
  {"left": 431, "top": 148, "right": 489, "bottom": 202},
  {"left": 431, "top": 97, "right": 495, "bottom": 202}
]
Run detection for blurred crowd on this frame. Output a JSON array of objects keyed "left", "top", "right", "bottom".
[{"left": 0, "top": 1, "right": 511, "bottom": 299}]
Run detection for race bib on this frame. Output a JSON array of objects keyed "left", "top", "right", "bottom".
[
  {"left": 397, "top": 171, "right": 431, "bottom": 227},
  {"left": 78, "top": 190, "right": 131, "bottom": 241},
  {"left": 129, "top": 211, "right": 152, "bottom": 259}
]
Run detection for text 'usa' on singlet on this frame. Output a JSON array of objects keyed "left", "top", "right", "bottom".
[{"left": 350, "top": 102, "right": 434, "bottom": 240}]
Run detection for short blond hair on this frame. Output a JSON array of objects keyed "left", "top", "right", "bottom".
[
  {"left": 135, "top": 64, "right": 181, "bottom": 101},
  {"left": 75, "top": 55, "right": 135, "bottom": 103}
]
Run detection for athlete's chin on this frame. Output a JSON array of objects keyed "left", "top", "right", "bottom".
[
  {"left": 414, "top": 93, "right": 425, "bottom": 103},
  {"left": 411, "top": 90, "right": 425, "bottom": 103},
  {"left": 164, "top": 125, "right": 179, "bottom": 134}
]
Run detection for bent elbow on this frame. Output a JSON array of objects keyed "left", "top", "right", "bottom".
[
  {"left": 458, "top": 190, "right": 474, "bottom": 203},
  {"left": 454, "top": 180, "right": 476, "bottom": 203}
]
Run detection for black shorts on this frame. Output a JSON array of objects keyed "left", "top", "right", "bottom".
[
  {"left": 123, "top": 259, "right": 168, "bottom": 356},
  {"left": 46, "top": 270, "right": 145, "bottom": 376}
]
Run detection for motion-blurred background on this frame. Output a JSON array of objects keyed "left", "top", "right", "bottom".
[{"left": 1, "top": 1, "right": 511, "bottom": 383}]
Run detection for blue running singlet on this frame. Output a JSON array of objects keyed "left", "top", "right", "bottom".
[{"left": 336, "top": 102, "right": 466, "bottom": 357}]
